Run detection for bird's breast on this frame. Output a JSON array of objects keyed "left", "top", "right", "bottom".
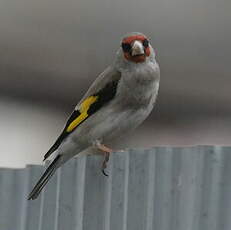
[{"left": 117, "top": 62, "right": 160, "bottom": 107}]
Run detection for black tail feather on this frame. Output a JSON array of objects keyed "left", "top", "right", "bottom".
[
  {"left": 43, "top": 133, "right": 67, "bottom": 161},
  {"left": 28, "top": 155, "right": 62, "bottom": 200}
]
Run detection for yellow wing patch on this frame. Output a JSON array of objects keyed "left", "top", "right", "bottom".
[{"left": 66, "top": 96, "right": 98, "bottom": 132}]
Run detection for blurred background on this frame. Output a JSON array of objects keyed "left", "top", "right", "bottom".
[{"left": 0, "top": 0, "right": 230, "bottom": 167}]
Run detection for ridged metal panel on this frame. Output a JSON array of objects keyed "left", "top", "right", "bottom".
[{"left": 0, "top": 146, "right": 231, "bottom": 230}]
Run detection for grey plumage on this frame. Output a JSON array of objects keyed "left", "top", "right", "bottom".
[{"left": 28, "top": 32, "right": 160, "bottom": 200}]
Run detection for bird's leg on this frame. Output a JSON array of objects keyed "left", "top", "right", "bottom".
[
  {"left": 95, "top": 142, "right": 113, "bottom": 176},
  {"left": 101, "top": 151, "right": 110, "bottom": 177}
]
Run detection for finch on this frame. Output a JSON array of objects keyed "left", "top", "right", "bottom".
[{"left": 28, "top": 32, "right": 160, "bottom": 200}]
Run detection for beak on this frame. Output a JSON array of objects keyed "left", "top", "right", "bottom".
[{"left": 131, "top": 40, "right": 145, "bottom": 56}]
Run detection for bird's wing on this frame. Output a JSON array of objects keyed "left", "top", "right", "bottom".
[{"left": 43, "top": 67, "right": 121, "bottom": 161}]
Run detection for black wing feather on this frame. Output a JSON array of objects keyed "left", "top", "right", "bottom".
[
  {"left": 43, "top": 79, "right": 119, "bottom": 161},
  {"left": 43, "top": 110, "right": 81, "bottom": 161}
]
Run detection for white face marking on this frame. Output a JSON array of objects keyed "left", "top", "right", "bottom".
[{"left": 131, "top": 40, "right": 144, "bottom": 56}]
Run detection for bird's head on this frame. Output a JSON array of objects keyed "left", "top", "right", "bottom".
[{"left": 119, "top": 32, "right": 154, "bottom": 64}]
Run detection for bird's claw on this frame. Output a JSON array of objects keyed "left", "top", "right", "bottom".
[
  {"left": 102, "top": 169, "right": 109, "bottom": 177},
  {"left": 95, "top": 142, "right": 111, "bottom": 177},
  {"left": 101, "top": 157, "right": 109, "bottom": 177}
]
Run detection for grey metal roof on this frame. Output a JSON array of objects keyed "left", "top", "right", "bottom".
[{"left": 0, "top": 146, "right": 230, "bottom": 230}]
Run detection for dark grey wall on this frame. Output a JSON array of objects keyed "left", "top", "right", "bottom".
[
  {"left": 0, "top": 0, "right": 230, "bottom": 110},
  {"left": 0, "top": 0, "right": 230, "bottom": 166}
]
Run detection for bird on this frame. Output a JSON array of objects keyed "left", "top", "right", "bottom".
[{"left": 28, "top": 32, "right": 160, "bottom": 200}]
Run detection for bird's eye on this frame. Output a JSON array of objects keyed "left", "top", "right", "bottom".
[
  {"left": 121, "top": 43, "right": 132, "bottom": 52},
  {"left": 143, "top": 39, "right": 149, "bottom": 48}
]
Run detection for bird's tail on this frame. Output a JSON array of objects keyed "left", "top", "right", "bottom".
[{"left": 28, "top": 154, "right": 63, "bottom": 200}]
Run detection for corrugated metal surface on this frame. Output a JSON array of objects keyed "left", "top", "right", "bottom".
[{"left": 0, "top": 146, "right": 231, "bottom": 230}]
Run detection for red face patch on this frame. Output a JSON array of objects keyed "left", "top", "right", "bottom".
[
  {"left": 122, "top": 35, "right": 146, "bottom": 44},
  {"left": 121, "top": 35, "right": 151, "bottom": 63}
]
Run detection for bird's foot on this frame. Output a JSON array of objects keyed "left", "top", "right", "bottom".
[
  {"left": 95, "top": 142, "right": 113, "bottom": 177},
  {"left": 101, "top": 151, "right": 110, "bottom": 176}
]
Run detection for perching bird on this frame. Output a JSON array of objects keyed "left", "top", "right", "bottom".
[{"left": 28, "top": 32, "right": 160, "bottom": 200}]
